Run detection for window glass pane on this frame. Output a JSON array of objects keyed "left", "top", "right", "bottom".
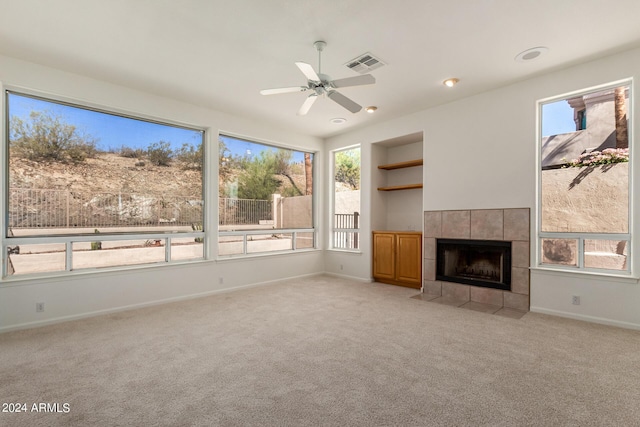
[
  {"left": 295, "top": 232, "right": 315, "bottom": 250},
  {"left": 218, "top": 134, "right": 314, "bottom": 256},
  {"left": 72, "top": 239, "right": 165, "bottom": 270},
  {"left": 170, "top": 236, "right": 204, "bottom": 261},
  {"left": 6, "top": 243, "right": 66, "bottom": 276},
  {"left": 7, "top": 92, "right": 204, "bottom": 237},
  {"left": 333, "top": 147, "right": 360, "bottom": 249},
  {"left": 584, "top": 239, "right": 628, "bottom": 271},
  {"left": 541, "top": 238, "right": 578, "bottom": 267},
  {"left": 246, "top": 233, "right": 293, "bottom": 254},
  {"left": 540, "top": 85, "right": 629, "bottom": 234}
]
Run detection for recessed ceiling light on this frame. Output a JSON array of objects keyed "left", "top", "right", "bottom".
[
  {"left": 365, "top": 106, "right": 378, "bottom": 113},
  {"left": 443, "top": 78, "right": 459, "bottom": 88},
  {"left": 330, "top": 118, "right": 346, "bottom": 124},
  {"left": 515, "top": 46, "right": 549, "bottom": 62}
]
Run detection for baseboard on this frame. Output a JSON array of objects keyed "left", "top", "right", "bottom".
[
  {"left": 0, "top": 272, "right": 324, "bottom": 334},
  {"left": 530, "top": 306, "right": 640, "bottom": 331},
  {"left": 324, "top": 272, "right": 373, "bottom": 282}
]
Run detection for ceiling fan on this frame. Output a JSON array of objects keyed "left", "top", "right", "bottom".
[{"left": 260, "top": 41, "right": 376, "bottom": 115}]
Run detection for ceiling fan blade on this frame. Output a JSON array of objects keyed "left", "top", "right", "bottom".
[
  {"left": 260, "top": 86, "right": 307, "bottom": 95},
  {"left": 297, "top": 94, "right": 318, "bottom": 116},
  {"left": 327, "top": 91, "right": 362, "bottom": 113},
  {"left": 295, "top": 62, "right": 320, "bottom": 82},
  {"left": 330, "top": 74, "right": 376, "bottom": 88}
]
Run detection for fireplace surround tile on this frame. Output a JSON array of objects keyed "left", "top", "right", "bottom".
[
  {"left": 424, "top": 208, "right": 531, "bottom": 311},
  {"left": 424, "top": 237, "right": 436, "bottom": 260},
  {"left": 470, "top": 209, "right": 504, "bottom": 240},
  {"left": 424, "top": 259, "right": 436, "bottom": 281},
  {"left": 424, "top": 211, "right": 442, "bottom": 238},
  {"left": 511, "top": 267, "right": 530, "bottom": 295},
  {"left": 441, "top": 210, "right": 470, "bottom": 239},
  {"left": 423, "top": 280, "right": 442, "bottom": 296},
  {"left": 470, "top": 286, "right": 504, "bottom": 306},
  {"left": 511, "top": 241, "right": 530, "bottom": 268},
  {"left": 442, "top": 282, "right": 470, "bottom": 302},
  {"left": 503, "top": 292, "right": 530, "bottom": 312},
  {"left": 504, "top": 208, "right": 530, "bottom": 241}
]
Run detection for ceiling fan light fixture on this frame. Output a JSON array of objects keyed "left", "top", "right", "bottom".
[
  {"left": 365, "top": 106, "right": 378, "bottom": 113},
  {"left": 443, "top": 78, "right": 459, "bottom": 88}
]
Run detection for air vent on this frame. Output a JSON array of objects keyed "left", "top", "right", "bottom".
[{"left": 345, "top": 52, "right": 385, "bottom": 74}]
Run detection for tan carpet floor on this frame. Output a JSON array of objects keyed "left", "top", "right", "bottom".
[{"left": 1, "top": 275, "right": 639, "bottom": 426}]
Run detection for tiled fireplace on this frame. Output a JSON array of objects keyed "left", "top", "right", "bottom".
[{"left": 423, "top": 208, "right": 530, "bottom": 311}]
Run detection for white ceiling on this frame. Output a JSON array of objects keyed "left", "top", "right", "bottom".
[{"left": 2, "top": 0, "right": 640, "bottom": 138}]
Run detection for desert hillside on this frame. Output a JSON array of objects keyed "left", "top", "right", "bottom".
[{"left": 10, "top": 153, "right": 203, "bottom": 198}]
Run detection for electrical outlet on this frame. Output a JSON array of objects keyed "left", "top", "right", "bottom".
[
  {"left": 572, "top": 295, "right": 581, "bottom": 305},
  {"left": 219, "top": 277, "right": 224, "bottom": 285},
  {"left": 340, "top": 264, "right": 343, "bottom": 270},
  {"left": 36, "top": 302, "right": 45, "bottom": 312}
]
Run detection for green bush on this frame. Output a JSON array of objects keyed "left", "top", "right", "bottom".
[
  {"left": 119, "top": 146, "right": 146, "bottom": 159},
  {"left": 90, "top": 229, "right": 102, "bottom": 250},
  {"left": 175, "top": 142, "right": 203, "bottom": 170},
  {"left": 10, "top": 111, "right": 98, "bottom": 163},
  {"left": 147, "top": 141, "right": 173, "bottom": 166}
]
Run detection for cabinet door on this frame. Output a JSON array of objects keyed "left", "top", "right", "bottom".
[
  {"left": 373, "top": 233, "right": 395, "bottom": 280},
  {"left": 395, "top": 233, "right": 422, "bottom": 286}
]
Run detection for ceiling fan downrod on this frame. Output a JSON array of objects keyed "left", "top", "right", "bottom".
[{"left": 314, "top": 41, "right": 326, "bottom": 75}]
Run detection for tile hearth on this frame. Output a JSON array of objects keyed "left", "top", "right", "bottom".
[
  {"left": 410, "top": 293, "right": 527, "bottom": 319},
  {"left": 423, "top": 208, "right": 531, "bottom": 312}
]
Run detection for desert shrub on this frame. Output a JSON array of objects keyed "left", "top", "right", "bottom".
[
  {"left": 175, "top": 142, "right": 203, "bottom": 170},
  {"left": 10, "top": 111, "right": 99, "bottom": 163},
  {"left": 147, "top": 141, "right": 173, "bottom": 166},
  {"left": 90, "top": 229, "right": 102, "bottom": 250},
  {"left": 120, "top": 146, "right": 146, "bottom": 159}
]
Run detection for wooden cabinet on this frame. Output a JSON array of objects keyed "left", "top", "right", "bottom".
[
  {"left": 373, "top": 231, "right": 422, "bottom": 289},
  {"left": 377, "top": 159, "right": 423, "bottom": 191}
]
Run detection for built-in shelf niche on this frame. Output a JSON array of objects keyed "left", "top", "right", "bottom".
[{"left": 372, "top": 132, "right": 424, "bottom": 232}]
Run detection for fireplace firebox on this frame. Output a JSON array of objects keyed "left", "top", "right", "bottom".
[{"left": 436, "top": 239, "right": 511, "bottom": 291}]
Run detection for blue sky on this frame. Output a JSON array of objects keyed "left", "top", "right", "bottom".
[
  {"left": 219, "top": 135, "right": 307, "bottom": 163},
  {"left": 8, "top": 93, "right": 203, "bottom": 151},
  {"left": 9, "top": 93, "right": 308, "bottom": 162},
  {"left": 541, "top": 100, "right": 575, "bottom": 137}
]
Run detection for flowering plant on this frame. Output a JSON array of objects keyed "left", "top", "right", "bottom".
[{"left": 565, "top": 148, "right": 629, "bottom": 167}]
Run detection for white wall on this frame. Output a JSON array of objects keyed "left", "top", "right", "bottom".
[
  {"left": 0, "top": 55, "right": 325, "bottom": 332},
  {"left": 324, "top": 47, "right": 640, "bottom": 329}
]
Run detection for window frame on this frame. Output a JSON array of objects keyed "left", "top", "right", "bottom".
[
  {"left": 330, "top": 145, "right": 361, "bottom": 252},
  {"left": 536, "top": 79, "right": 633, "bottom": 276},
  {"left": 2, "top": 87, "right": 208, "bottom": 280},
  {"left": 217, "top": 133, "right": 317, "bottom": 259}
]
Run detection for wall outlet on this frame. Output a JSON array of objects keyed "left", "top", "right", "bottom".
[
  {"left": 219, "top": 277, "right": 224, "bottom": 285},
  {"left": 572, "top": 295, "right": 581, "bottom": 305},
  {"left": 340, "top": 264, "right": 343, "bottom": 270},
  {"left": 36, "top": 302, "right": 45, "bottom": 312}
]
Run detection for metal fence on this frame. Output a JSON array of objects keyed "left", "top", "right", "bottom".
[
  {"left": 9, "top": 188, "right": 203, "bottom": 229},
  {"left": 334, "top": 212, "right": 359, "bottom": 249},
  {"left": 219, "top": 198, "right": 272, "bottom": 225}
]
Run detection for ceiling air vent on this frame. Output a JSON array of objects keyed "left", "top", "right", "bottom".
[{"left": 345, "top": 52, "right": 385, "bottom": 74}]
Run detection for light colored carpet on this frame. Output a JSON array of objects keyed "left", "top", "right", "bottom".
[{"left": 1, "top": 275, "right": 639, "bottom": 426}]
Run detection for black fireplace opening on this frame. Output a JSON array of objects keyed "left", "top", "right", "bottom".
[{"left": 436, "top": 239, "right": 511, "bottom": 291}]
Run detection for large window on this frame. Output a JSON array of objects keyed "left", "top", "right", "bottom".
[
  {"left": 3, "top": 91, "right": 205, "bottom": 278},
  {"left": 218, "top": 134, "right": 315, "bottom": 256},
  {"left": 538, "top": 81, "right": 631, "bottom": 273},
  {"left": 332, "top": 146, "right": 360, "bottom": 250}
]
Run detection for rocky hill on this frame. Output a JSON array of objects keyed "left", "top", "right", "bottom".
[{"left": 10, "top": 153, "right": 203, "bottom": 198}]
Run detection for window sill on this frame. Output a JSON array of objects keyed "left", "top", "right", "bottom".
[
  {"left": 531, "top": 266, "right": 640, "bottom": 284},
  {"left": 0, "top": 257, "right": 212, "bottom": 287},
  {"left": 215, "top": 247, "right": 321, "bottom": 262},
  {"left": 326, "top": 248, "right": 363, "bottom": 255}
]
